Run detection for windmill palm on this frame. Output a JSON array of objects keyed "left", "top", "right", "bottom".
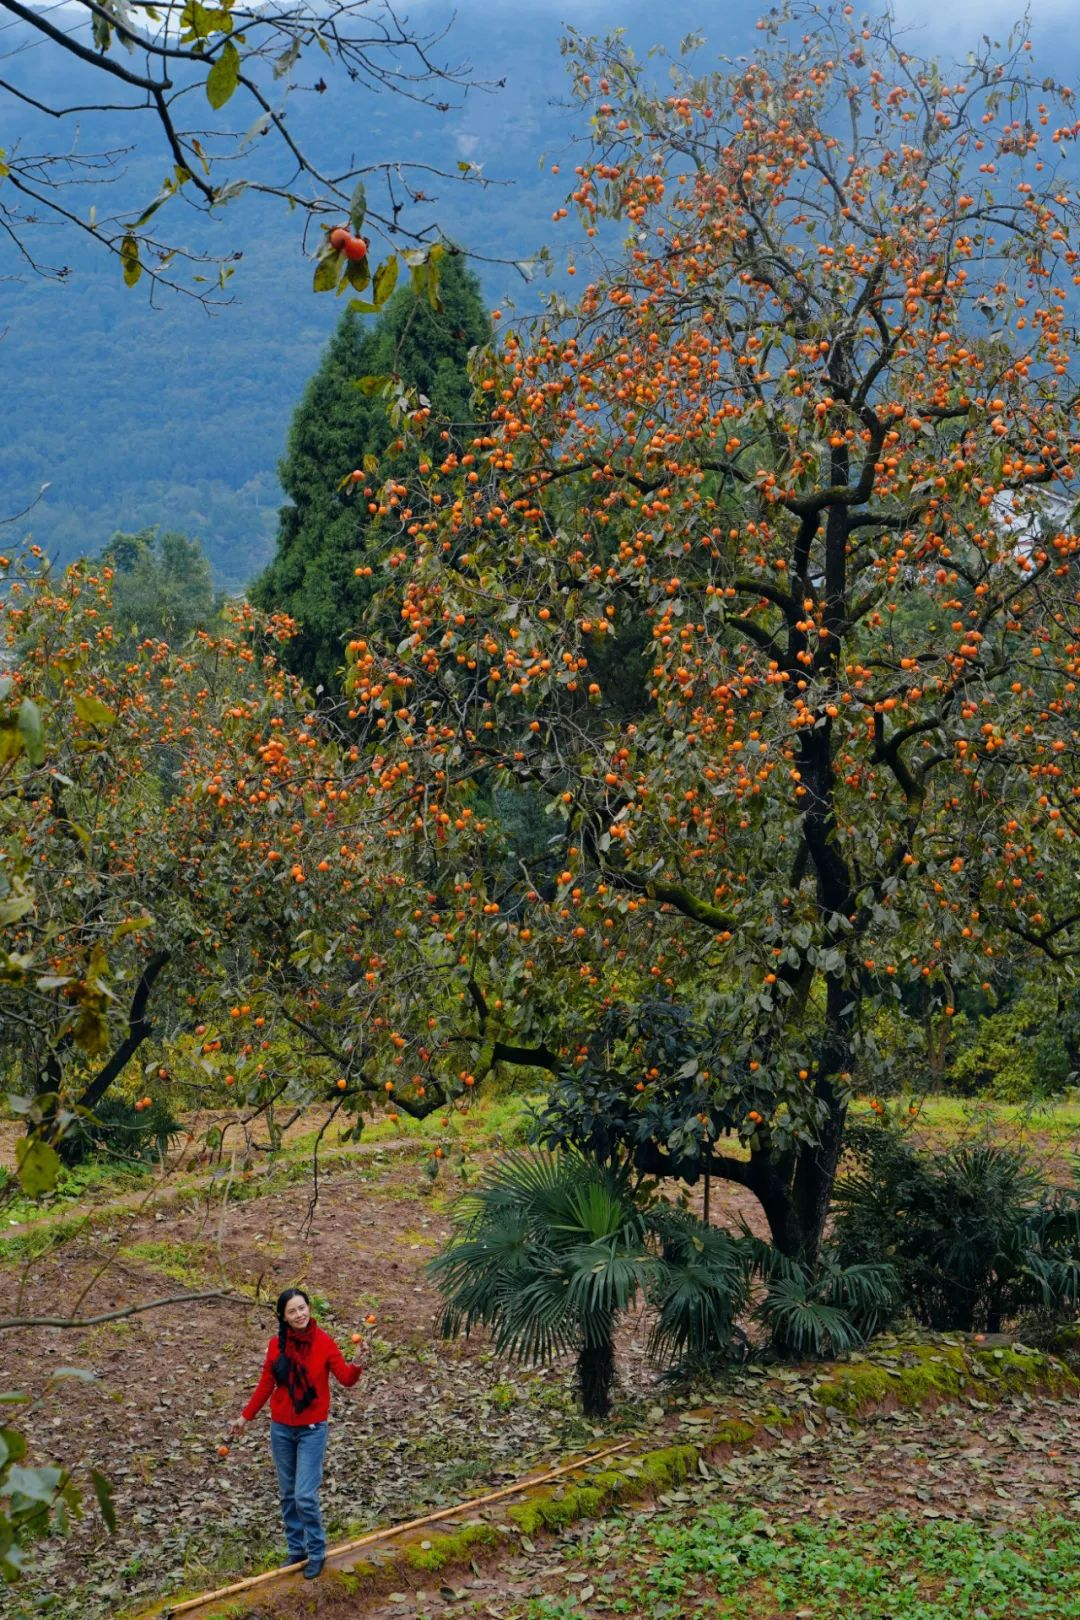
[
  {"left": 428, "top": 1149, "right": 652, "bottom": 1417},
  {"left": 429, "top": 1149, "right": 761, "bottom": 1415}
]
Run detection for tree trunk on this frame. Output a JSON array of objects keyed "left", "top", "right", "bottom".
[
  {"left": 785, "top": 1093, "right": 846, "bottom": 1268},
  {"left": 35, "top": 950, "right": 172, "bottom": 1163},
  {"left": 576, "top": 1328, "right": 615, "bottom": 1419}
]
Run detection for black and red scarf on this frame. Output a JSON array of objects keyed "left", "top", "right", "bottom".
[{"left": 272, "top": 1319, "right": 318, "bottom": 1415}]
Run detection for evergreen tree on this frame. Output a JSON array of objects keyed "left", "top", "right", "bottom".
[
  {"left": 101, "top": 528, "right": 219, "bottom": 643},
  {"left": 253, "top": 253, "right": 490, "bottom": 691}
]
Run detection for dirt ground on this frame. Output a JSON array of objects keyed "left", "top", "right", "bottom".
[
  {"left": 0, "top": 1126, "right": 763, "bottom": 1620},
  {"left": 256, "top": 1384, "right": 1080, "bottom": 1620}
]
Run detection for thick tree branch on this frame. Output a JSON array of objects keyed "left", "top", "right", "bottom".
[
  {"left": 646, "top": 879, "right": 735, "bottom": 932},
  {"left": 74, "top": 950, "right": 171, "bottom": 1117}
]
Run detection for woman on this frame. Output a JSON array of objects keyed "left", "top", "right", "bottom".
[{"left": 232, "top": 1288, "right": 362, "bottom": 1579}]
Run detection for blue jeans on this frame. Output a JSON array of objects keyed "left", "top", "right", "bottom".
[{"left": 269, "top": 1421, "right": 328, "bottom": 1562}]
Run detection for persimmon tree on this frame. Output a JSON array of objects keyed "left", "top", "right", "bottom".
[
  {"left": 1, "top": 545, "right": 478, "bottom": 1195},
  {"left": 1, "top": 550, "right": 262, "bottom": 1173},
  {"left": 341, "top": 5, "right": 1080, "bottom": 1263},
  {"left": 0, "top": 0, "right": 493, "bottom": 301}
]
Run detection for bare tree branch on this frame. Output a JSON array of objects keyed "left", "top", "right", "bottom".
[{"left": 0, "top": 1288, "right": 260, "bottom": 1331}]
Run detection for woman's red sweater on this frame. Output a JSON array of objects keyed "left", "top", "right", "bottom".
[{"left": 242, "top": 1321, "right": 362, "bottom": 1426}]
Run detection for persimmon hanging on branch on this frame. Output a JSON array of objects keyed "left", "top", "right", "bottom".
[{"left": 0, "top": 0, "right": 495, "bottom": 304}]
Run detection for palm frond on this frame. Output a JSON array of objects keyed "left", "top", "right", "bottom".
[
  {"left": 564, "top": 1242, "right": 651, "bottom": 1331},
  {"left": 759, "top": 1273, "right": 864, "bottom": 1357}
]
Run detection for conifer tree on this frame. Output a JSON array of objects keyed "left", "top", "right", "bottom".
[{"left": 253, "top": 254, "right": 489, "bottom": 691}]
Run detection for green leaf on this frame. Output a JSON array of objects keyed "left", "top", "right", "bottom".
[
  {"left": 348, "top": 179, "right": 367, "bottom": 235},
  {"left": 16, "top": 699, "right": 44, "bottom": 767},
  {"left": 14, "top": 1136, "right": 61, "bottom": 1199},
  {"left": 111, "top": 915, "right": 154, "bottom": 943},
  {"left": 0, "top": 884, "right": 34, "bottom": 926},
  {"left": 0, "top": 719, "right": 22, "bottom": 764},
  {"left": 0, "top": 1427, "right": 27, "bottom": 1467},
  {"left": 313, "top": 254, "right": 341, "bottom": 294},
  {"left": 206, "top": 40, "right": 240, "bottom": 110},
  {"left": 5, "top": 1463, "right": 64, "bottom": 1505},
  {"left": 409, "top": 246, "right": 444, "bottom": 313},
  {"left": 90, "top": 1470, "right": 117, "bottom": 1534},
  {"left": 131, "top": 176, "right": 180, "bottom": 228},
  {"left": 353, "top": 374, "right": 394, "bottom": 397},
  {"left": 73, "top": 694, "right": 116, "bottom": 730},
  {"left": 120, "top": 234, "right": 141, "bottom": 289},
  {"left": 372, "top": 255, "right": 399, "bottom": 308},
  {"left": 343, "top": 256, "right": 370, "bottom": 294}
]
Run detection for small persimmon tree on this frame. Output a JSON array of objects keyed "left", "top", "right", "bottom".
[
  {"left": 1, "top": 546, "right": 481, "bottom": 1192},
  {"left": 0, "top": 550, "right": 304, "bottom": 1177},
  {"left": 343, "top": 5, "right": 1080, "bottom": 1264}
]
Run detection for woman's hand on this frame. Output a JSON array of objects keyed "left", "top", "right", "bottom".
[{"left": 229, "top": 1415, "right": 249, "bottom": 1439}]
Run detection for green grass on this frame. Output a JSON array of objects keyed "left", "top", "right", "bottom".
[
  {"left": 513, "top": 1508, "right": 1080, "bottom": 1619},
  {"left": 118, "top": 1238, "right": 215, "bottom": 1285},
  {"left": 345, "top": 1088, "right": 540, "bottom": 1150},
  {"left": 897, "top": 1094, "right": 1080, "bottom": 1138},
  {"left": 0, "top": 1215, "right": 86, "bottom": 1265},
  {"left": 0, "top": 1156, "right": 152, "bottom": 1226}
]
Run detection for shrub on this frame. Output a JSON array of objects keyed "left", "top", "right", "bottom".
[
  {"left": 428, "top": 1148, "right": 654, "bottom": 1418},
  {"left": 647, "top": 1205, "right": 752, "bottom": 1370},
  {"left": 59, "top": 1091, "right": 183, "bottom": 1169},
  {"left": 738, "top": 1228, "right": 898, "bottom": 1357},
  {"left": 832, "top": 1127, "right": 1080, "bottom": 1334}
]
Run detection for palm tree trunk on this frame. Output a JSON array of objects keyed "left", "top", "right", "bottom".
[{"left": 576, "top": 1326, "right": 615, "bottom": 1418}]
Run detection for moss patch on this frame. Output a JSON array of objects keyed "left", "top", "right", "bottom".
[
  {"left": 402, "top": 1519, "right": 503, "bottom": 1572},
  {"left": 812, "top": 1340, "right": 1076, "bottom": 1414},
  {"left": 324, "top": 1568, "right": 362, "bottom": 1595},
  {"left": 707, "top": 1418, "right": 756, "bottom": 1447}
]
